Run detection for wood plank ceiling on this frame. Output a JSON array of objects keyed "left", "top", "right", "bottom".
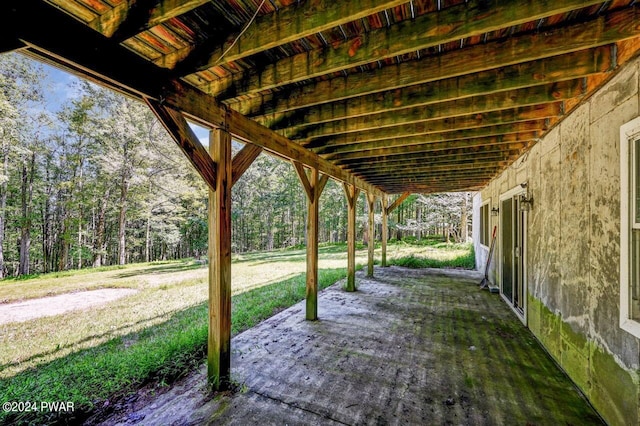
[{"left": 4, "top": 0, "right": 640, "bottom": 194}]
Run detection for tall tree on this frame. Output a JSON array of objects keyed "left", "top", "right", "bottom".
[{"left": 0, "top": 53, "right": 46, "bottom": 277}]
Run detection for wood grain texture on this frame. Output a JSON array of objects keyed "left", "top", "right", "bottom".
[
  {"left": 207, "top": 128, "right": 232, "bottom": 390},
  {"left": 207, "top": 0, "right": 605, "bottom": 99}
]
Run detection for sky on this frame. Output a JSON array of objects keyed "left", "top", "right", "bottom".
[{"left": 36, "top": 58, "right": 211, "bottom": 146}]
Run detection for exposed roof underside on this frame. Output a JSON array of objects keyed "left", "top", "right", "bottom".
[{"left": 4, "top": 0, "right": 640, "bottom": 194}]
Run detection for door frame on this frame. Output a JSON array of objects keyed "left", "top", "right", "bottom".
[{"left": 499, "top": 185, "right": 528, "bottom": 325}]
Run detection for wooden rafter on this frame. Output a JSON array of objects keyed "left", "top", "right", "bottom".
[
  {"left": 206, "top": 0, "right": 606, "bottom": 99},
  {"left": 235, "top": 46, "right": 611, "bottom": 121},
  {"left": 174, "top": 0, "right": 408, "bottom": 74},
  {"left": 326, "top": 135, "right": 537, "bottom": 163},
  {"left": 284, "top": 81, "right": 576, "bottom": 141},
  {"left": 335, "top": 143, "right": 531, "bottom": 167},
  {"left": 221, "top": 7, "right": 639, "bottom": 117},
  {"left": 85, "top": 0, "right": 211, "bottom": 40},
  {"left": 304, "top": 106, "right": 561, "bottom": 149},
  {"left": 316, "top": 121, "right": 548, "bottom": 157}
]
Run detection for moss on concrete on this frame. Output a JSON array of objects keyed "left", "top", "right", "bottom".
[
  {"left": 528, "top": 295, "right": 640, "bottom": 426},
  {"left": 590, "top": 345, "right": 639, "bottom": 426}
]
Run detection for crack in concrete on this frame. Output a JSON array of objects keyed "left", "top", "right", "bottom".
[{"left": 248, "top": 389, "right": 351, "bottom": 425}]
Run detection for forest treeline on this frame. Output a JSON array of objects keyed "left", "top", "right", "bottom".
[{"left": 0, "top": 53, "right": 470, "bottom": 278}]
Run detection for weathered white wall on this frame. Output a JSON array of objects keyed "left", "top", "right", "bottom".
[{"left": 472, "top": 56, "right": 640, "bottom": 426}]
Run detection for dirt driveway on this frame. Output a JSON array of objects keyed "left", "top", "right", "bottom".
[{"left": 0, "top": 288, "right": 138, "bottom": 325}]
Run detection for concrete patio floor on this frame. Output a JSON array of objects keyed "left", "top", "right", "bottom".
[{"left": 101, "top": 266, "right": 604, "bottom": 426}]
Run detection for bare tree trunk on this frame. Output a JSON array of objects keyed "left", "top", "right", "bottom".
[
  {"left": 18, "top": 152, "right": 35, "bottom": 276},
  {"left": 58, "top": 200, "right": 69, "bottom": 271},
  {"left": 41, "top": 161, "right": 53, "bottom": 273},
  {"left": 0, "top": 141, "right": 7, "bottom": 279},
  {"left": 118, "top": 173, "right": 129, "bottom": 265},
  {"left": 266, "top": 211, "right": 274, "bottom": 251},
  {"left": 145, "top": 214, "right": 151, "bottom": 262},
  {"left": 92, "top": 186, "right": 110, "bottom": 267}
]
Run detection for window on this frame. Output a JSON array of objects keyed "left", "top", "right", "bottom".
[
  {"left": 620, "top": 116, "right": 640, "bottom": 337},
  {"left": 480, "top": 202, "right": 490, "bottom": 247}
]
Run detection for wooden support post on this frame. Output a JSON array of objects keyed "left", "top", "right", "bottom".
[
  {"left": 208, "top": 128, "right": 232, "bottom": 390},
  {"left": 342, "top": 183, "right": 360, "bottom": 291},
  {"left": 381, "top": 194, "right": 388, "bottom": 267},
  {"left": 366, "top": 192, "right": 376, "bottom": 277},
  {"left": 293, "top": 161, "right": 329, "bottom": 320}
]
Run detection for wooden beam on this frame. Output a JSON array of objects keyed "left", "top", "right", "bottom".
[
  {"left": 347, "top": 153, "right": 521, "bottom": 174},
  {"left": 292, "top": 161, "right": 313, "bottom": 199},
  {"left": 342, "top": 183, "right": 361, "bottom": 292},
  {"left": 8, "top": 0, "right": 382, "bottom": 197},
  {"left": 377, "top": 175, "right": 495, "bottom": 184},
  {"left": 383, "top": 183, "right": 487, "bottom": 193},
  {"left": 205, "top": 105, "right": 382, "bottom": 196},
  {"left": 305, "top": 106, "right": 561, "bottom": 149},
  {"left": 333, "top": 140, "right": 538, "bottom": 165},
  {"left": 222, "top": 6, "right": 639, "bottom": 112},
  {"left": 353, "top": 162, "right": 509, "bottom": 176},
  {"left": 381, "top": 195, "right": 388, "bottom": 268},
  {"left": 327, "top": 134, "right": 536, "bottom": 163},
  {"left": 293, "top": 164, "right": 328, "bottom": 320},
  {"left": 231, "top": 143, "right": 262, "bottom": 186},
  {"left": 284, "top": 81, "right": 579, "bottom": 140},
  {"left": 355, "top": 157, "right": 515, "bottom": 170},
  {"left": 238, "top": 46, "right": 611, "bottom": 122},
  {"left": 206, "top": 0, "right": 605, "bottom": 99},
  {"left": 207, "top": 127, "right": 232, "bottom": 390},
  {"left": 386, "top": 192, "right": 411, "bottom": 214},
  {"left": 371, "top": 168, "right": 501, "bottom": 180},
  {"left": 316, "top": 121, "right": 547, "bottom": 157},
  {"left": 366, "top": 192, "right": 376, "bottom": 277},
  {"left": 176, "top": 0, "right": 407, "bottom": 74},
  {"left": 369, "top": 176, "right": 499, "bottom": 186},
  {"left": 145, "top": 99, "right": 217, "bottom": 190},
  {"left": 87, "top": 0, "right": 210, "bottom": 40}
]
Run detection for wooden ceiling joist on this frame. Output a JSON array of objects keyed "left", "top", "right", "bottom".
[
  {"left": 8, "top": 1, "right": 640, "bottom": 197},
  {"left": 216, "top": 6, "right": 638, "bottom": 107},
  {"left": 175, "top": 0, "right": 408, "bottom": 75},
  {"left": 356, "top": 166, "right": 501, "bottom": 181},
  {"left": 286, "top": 83, "right": 574, "bottom": 142},
  {"left": 333, "top": 141, "right": 537, "bottom": 165},
  {"left": 8, "top": 0, "right": 382, "bottom": 196},
  {"left": 248, "top": 46, "right": 612, "bottom": 128},
  {"left": 206, "top": 0, "right": 605, "bottom": 100},
  {"left": 303, "top": 106, "right": 561, "bottom": 149},
  {"left": 85, "top": 0, "right": 211, "bottom": 40},
  {"left": 323, "top": 134, "right": 538, "bottom": 163}
]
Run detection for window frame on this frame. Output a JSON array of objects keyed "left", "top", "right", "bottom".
[
  {"left": 620, "top": 116, "right": 640, "bottom": 338},
  {"left": 479, "top": 200, "right": 491, "bottom": 248}
]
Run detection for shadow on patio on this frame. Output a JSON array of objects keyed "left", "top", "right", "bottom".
[{"left": 99, "top": 266, "right": 604, "bottom": 425}]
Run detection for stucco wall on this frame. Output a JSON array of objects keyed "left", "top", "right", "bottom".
[{"left": 472, "top": 57, "right": 640, "bottom": 426}]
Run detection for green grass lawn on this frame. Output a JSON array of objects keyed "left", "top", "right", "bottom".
[{"left": 0, "top": 239, "right": 474, "bottom": 425}]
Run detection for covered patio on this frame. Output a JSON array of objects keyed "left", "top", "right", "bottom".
[
  {"left": 98, "top": 267, "right": 603, "bottom": 425},
  {"left": 5, "top": 1, "right": 640, "bottom": 423}
]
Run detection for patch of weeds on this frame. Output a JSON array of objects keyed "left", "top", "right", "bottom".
[
  {"left": 388, "top": 243, "right": 475, "bottom": 270},
  {"left": 464, "top": 374, "right": 475, "bottom": 388}
]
